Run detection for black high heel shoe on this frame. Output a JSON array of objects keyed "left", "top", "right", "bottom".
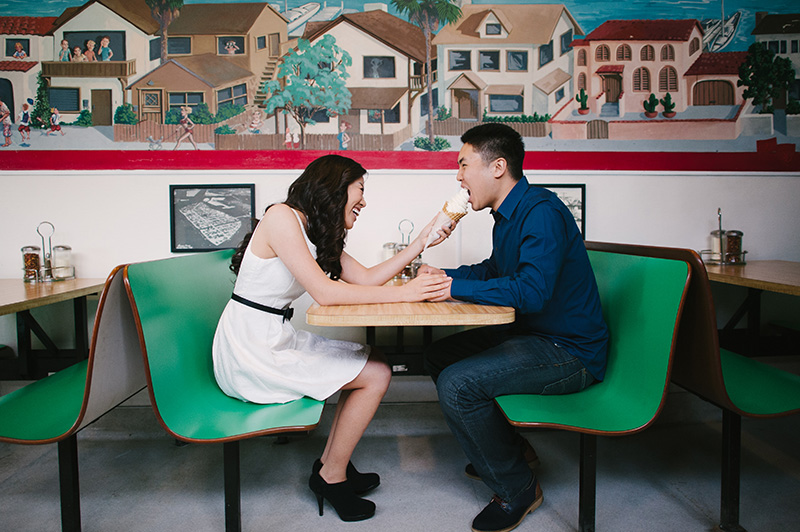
[
  {"left": 313, "top": 459, "right": 380, "bottom": 494},
  {"left": 308, "top": 468, "right": 375, "bottom": 522}
]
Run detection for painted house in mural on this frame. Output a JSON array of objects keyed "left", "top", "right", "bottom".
[
  {"left": 43, "top": 0, "right": 161, "bottom": 125},
  {"left": 0, "top": 16, "right": 57, "bottom": 117},
  {"left": 129, "top": 2, "right": 288, "bottom": 123},
  {"left": 570, "top": 19, "right": 705, "bottom": 117},
  {"left": 751, "top": 12, "right": 800, "bottom": 102},
  {"left": 431, "top": 3, "right": 581, "bottom": 121},
  {"left": 298, "top": 9, "right": 431, "bottom": 143},
  {"left": 551, "top": 19, "right": 748, "bottom": 140}
]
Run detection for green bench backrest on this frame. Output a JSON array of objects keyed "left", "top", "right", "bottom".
[
  {"left": 125, "top": 250, "right": 323, "bottom": 442},
  {"left": 496, "top": 249, "right": 689, "bottom": 433},
  {"left": 586, "top": 250, "right": 689, "bottom": 430}
]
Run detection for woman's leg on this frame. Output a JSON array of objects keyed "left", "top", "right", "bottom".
[{"left": 319, "top": 349, "right": 391, "bottom": 483}]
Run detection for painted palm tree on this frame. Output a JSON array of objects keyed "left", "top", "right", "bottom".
[
  {"left": 391, "top": 0, "right": 461, "bottom": 145},
  {"left": 146, "top": 0, "right": 184, "bottom": 64}
]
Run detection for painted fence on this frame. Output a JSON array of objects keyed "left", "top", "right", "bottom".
[
  {"left": 215, "top": 124, "right": 413, "bottom": 151},
  {"left": 431, "top": 117, "right": 550, "bottom": 138}
]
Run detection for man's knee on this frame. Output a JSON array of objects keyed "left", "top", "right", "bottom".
[{"left": 436, "top": 364, "right": 480, "bottom": 417}]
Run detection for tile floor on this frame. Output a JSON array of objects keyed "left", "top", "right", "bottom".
[{"left": 1, "top": 370, "right": 799, "bottom": 532}]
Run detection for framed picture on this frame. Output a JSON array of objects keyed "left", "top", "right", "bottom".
[
  {"left": 169, "top": 184, "right": 255, "bottom": 252},
  {"left": 536, "top": 184, "right": 586, "bottom": 238}
]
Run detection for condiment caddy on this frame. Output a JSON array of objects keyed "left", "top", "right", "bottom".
[
  {"left": 700, "top": 208, "right": 747, "bottom": 265},
  {"left": 20, "top": 221, "right": 75, "bottom": 282}
]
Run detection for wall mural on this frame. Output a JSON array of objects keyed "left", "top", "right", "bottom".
[{"left": 0, "top": 0, "right": 798, "bottom": 167}]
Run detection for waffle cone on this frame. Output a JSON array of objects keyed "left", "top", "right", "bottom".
[{"left": 442, "top": 202, "right": 467, "bottom": 223}]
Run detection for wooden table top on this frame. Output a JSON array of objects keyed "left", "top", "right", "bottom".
[
  {"left": 0, "top": 278, "right": 107, "bottom": 316},
  {"left": 306, "top": 300, "right": 516, "bottom": 327},
  {"left": 705, "top": 260, "right": 800, "bottom": 297}
]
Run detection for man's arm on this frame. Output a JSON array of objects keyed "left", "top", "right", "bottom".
[{"left": 449, "top": 205, "right": 568, "bottom": 313}]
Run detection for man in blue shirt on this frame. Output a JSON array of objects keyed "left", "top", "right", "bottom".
[{"left": 421, "top": 123, "right": 608, "bottom": 532}]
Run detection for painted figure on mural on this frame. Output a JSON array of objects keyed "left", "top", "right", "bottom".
[
  {"left": 224, "top": 40, "right": 240, "bottom": 54},
  {"left": 47, "top": 108, "right": 65, "bottom": 136},
  {"left": 284, "top": 126, "right": 293, "bottom": 149},
  {"left": 12, "top": 42, "right": 27, "bottom": 60},
  {"left": 248, "top": 109, "right": 263, "bottom": 134},
  {"left": 174, "top": 105, "right": 198, "bottom": 150},
  {"left": 338, "top": 121, "right": 352, "bottom": 150},
  {"left": 71, "top": 46, "right": 86, "bottom": 62},
  {"left": 98, "top": 36, "right": 113, "bottom": 61},
  {"left": 83, "top": 40, "right": 96, "bottom": 61},
  {"left": 0, "top": 100, "right": 12, "bottom": 147},
  {"left": 58, "top": 39, "right": 71, "bottom": 61},
  {"left": 17, "top": 102, "right": 31, "bottom": 144}
]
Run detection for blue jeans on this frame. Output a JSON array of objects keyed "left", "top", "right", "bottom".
[{"left": 424, "top": 324, "right": 595, "bottom": 502}]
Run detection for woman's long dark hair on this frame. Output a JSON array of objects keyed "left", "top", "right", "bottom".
[{"left": 230, "top": 154, "right": 367, "bottom": 280}]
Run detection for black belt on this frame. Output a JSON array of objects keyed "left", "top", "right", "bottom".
[{"left": 231, "top": 293, "right": 294, "bottom": 322}]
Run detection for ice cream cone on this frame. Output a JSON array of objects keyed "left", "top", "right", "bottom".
[{"left": 424, "top": 206, "right": 464, "bottom": 250}]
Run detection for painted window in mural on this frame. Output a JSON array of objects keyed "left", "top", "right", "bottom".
[
  {"left": 363, "top": 56, "right": 395, "bottom": 78},
  {"left": 507, "top": 51, "right": 528, "bottom": 71}
]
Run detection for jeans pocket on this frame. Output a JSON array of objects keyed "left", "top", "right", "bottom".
[{"left": 541, "top": 368, "right": 588, "bottom": 395}]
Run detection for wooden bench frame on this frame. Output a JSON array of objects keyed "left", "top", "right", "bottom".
[
  {"left": 0, "top": 266, "right": 146, "bottom": 532},
  {"left": 123, "top": 250, "right": 325, "bottom": 532},
  {"left": 495, "top": 242, "right": 692, "bottom": 532}
]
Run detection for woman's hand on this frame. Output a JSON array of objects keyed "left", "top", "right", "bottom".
[
  {"left": 402, "top": 272, "right": 452, "bottom": 302},
  {"left": 415, "top": 214, "right": 459, "bottom": 250}
]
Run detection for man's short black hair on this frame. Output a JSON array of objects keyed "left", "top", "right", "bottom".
[{"left": 460, "top": 123, "right": 524, "bottom": 180}]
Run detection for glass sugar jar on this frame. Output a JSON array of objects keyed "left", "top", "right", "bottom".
[{"left": 53, "top": 245, "right": 75, "bottom": 280}]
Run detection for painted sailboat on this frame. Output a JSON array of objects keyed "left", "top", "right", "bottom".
[
  {"left": 702, "top": 0, "right": 741, "bottom": 53},
  {"left": 283, "top": 2, "right": 322, "bottom": 34}
]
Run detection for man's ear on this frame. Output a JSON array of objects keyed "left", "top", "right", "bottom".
[{"left": 492, "top": 157, "right": 508, "bottom": 179}]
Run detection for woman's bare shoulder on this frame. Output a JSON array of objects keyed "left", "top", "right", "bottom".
[{"left": 260, "top": 203, "right": 306, "bottom": 233}]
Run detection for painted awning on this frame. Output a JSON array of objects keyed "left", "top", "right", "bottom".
[
  {"left": 348, "top": 87, "right": 407, "bottom": 110},
  {"left": 447, "top": 72, "right": 488, "bottom": 91},
  {"left": 485, "top": 84, "right": 524, "bottom": 95},
  {"left": 532, "top": 68, "right": 571, "bottom": 95},
  {"left": 596, "top": 65, "right": 624, "bottom": 74},
  {"left": 0, "top": 60, "right": 39, "bottom": 73}
]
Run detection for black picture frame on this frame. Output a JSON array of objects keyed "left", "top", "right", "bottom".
[
  {"left": 535, "top": 184, "right": 586, "bottom": 238},
  {"left": 169, "top": 184, "right": 255, "bottom": 252}
]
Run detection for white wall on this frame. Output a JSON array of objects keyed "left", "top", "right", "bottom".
[{"left": 2, "top": 168, "right": 799, "bottom": 353}]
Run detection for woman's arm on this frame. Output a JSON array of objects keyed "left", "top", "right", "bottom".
[
  {"left": 258, "top": 205, "right": 451, "bottom": 306},
  {"left": 339, "top": 215, "right": 455, "bottom": 286}
]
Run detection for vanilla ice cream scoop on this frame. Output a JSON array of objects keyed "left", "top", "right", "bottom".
[{"left": 424, "top": 188, "right": 469, "bottom": 250}]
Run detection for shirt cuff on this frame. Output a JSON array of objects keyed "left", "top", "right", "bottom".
[{"left": 449, "top": 277, "right": 476, "bottom": 301}]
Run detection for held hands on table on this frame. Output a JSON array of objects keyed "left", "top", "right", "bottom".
[
  {"left": 414, "top": 265, "right": 451, "bottom": 302},
  {"left": 400, "top": 215, "right": 458, "bottom": 303}
]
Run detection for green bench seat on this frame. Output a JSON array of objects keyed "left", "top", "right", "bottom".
[
  {"left": 0, "top": 266, "right": 146, "bottom": 532},
  {"left": 123, "top": 250, "right": 324, "bottom": 532},
  {"left": 496, "top": 243, "right": 691, "bottom": 532}
]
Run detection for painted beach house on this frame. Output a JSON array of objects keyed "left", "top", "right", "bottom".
[{"left": 431, "top": 3, "right": 582, "bottom": 121}]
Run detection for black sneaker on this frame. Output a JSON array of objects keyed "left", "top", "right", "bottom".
[{"left": 471, "top": 478, "right": 543, "bottom": 532}]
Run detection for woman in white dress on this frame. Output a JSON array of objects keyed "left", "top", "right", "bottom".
[{"left": 213, "top": 155, "right": 453, "bottom": 522}]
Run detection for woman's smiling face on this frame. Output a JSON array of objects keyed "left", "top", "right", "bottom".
[{"left": 344, "top": 176, "right": 366, "bottom": 230}]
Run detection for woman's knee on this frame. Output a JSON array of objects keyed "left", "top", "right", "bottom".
[{"left": 362, "top": 350, "right": 392, "bottom": 391}]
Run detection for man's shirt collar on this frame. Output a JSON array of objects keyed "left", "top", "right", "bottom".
[{"left": 492, "top": 175, "right": 530, "bottom": 222}]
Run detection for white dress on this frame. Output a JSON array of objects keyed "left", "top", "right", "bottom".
[{"left": 213, "top": 210, "right": 370, "bottom": 404}]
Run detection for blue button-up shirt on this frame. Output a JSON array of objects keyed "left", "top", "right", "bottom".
[{"left": 446, "top": 177, "right": 609, "bottom": 380}]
